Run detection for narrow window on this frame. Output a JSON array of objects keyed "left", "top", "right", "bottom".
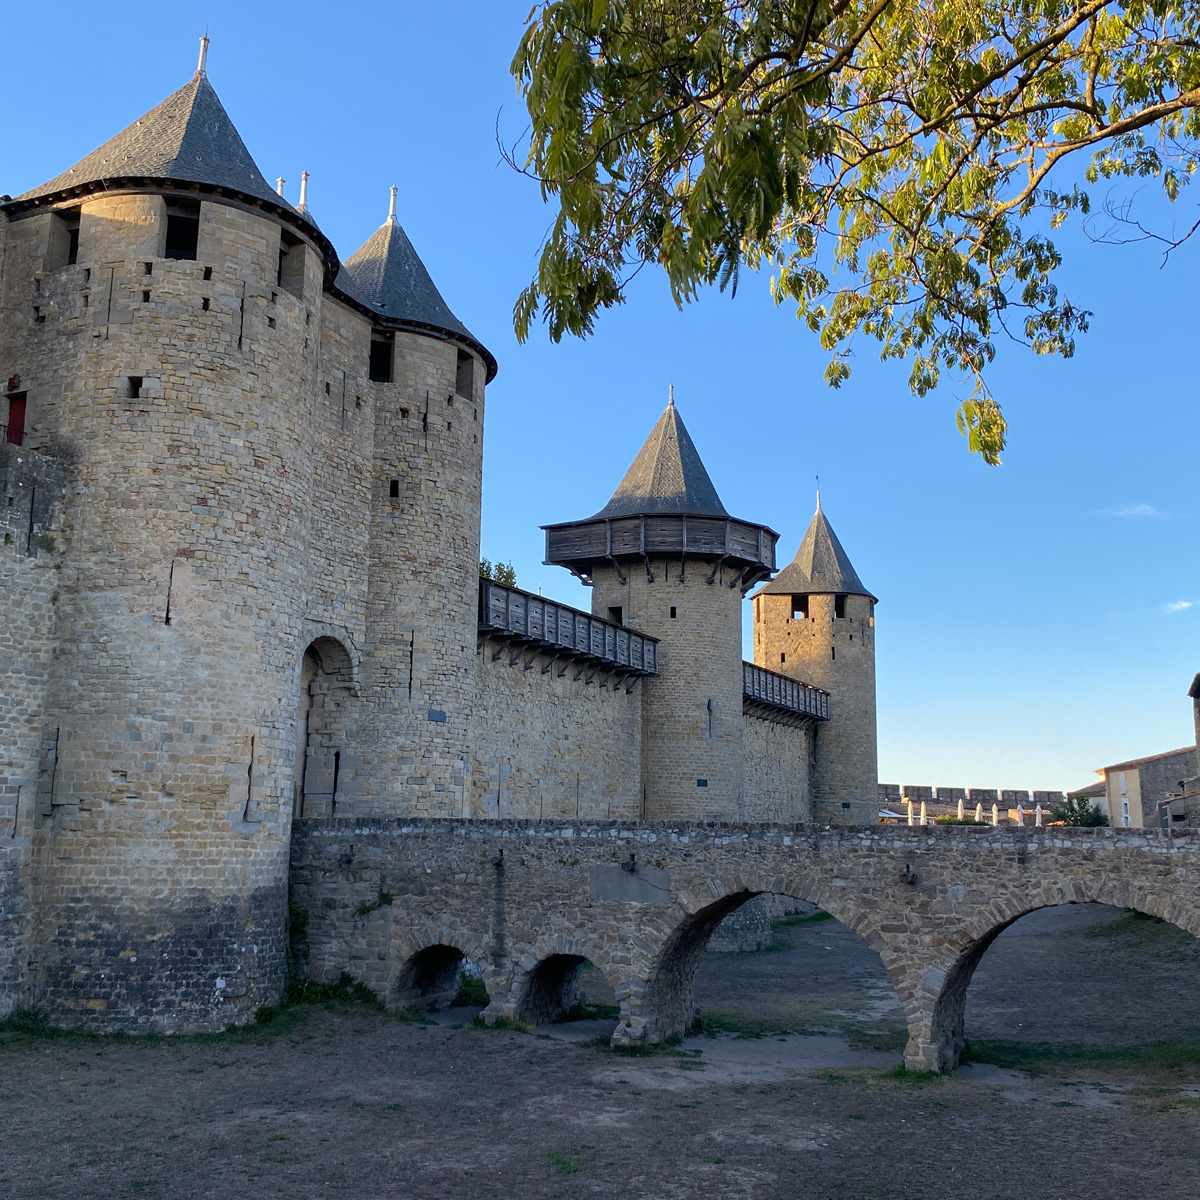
[
  {"left": 32, "top": 307, "right": 44, "bottom": 324},
  {"left": 277, "top": 230, "right": 305, "bottom": 298},
  {"left": 389, "top": 479, "right": 400, "bottom": 499},
  {"left": 4, "top": 392, "right": 27, "bottom": 446},
  {"left": 831, "top": 646, "right": 836, "bottom": 661},
  {"left": 446, "top": 420, "right": 452, "bottom": 432},
  {"left": 202, "top": 266, "right": 213, "bottom": 281},
  {"left": 607, "top": 606, "right": 623, "bottom": 625},
  {"left": 163, "top": 198, "right": 200, "bottom": 261},
  {"left": 455, "top": 348, "right": 474, "bottom": 397},
  {"left": 369, "top": 330, "right": 394, "bottom": 383},
  {"left": 792, "top": 594, "right": 809, "bottom": 619},
  {"left": 669, "top": 605, "right": 677, "bottom": 619},
  {"left": 47, "top": 209, "right": 81, "bottom": 270},
  {"left": 127, "top": 376, "right": 143, "bottom": 399},
  {"left": 143, "top": 262, "right": 153, "bottom": 276},
  {"left": 780, "top": 653, "right": 786, "bottom": 664},
  {"left": 399, "top": 407, "right": 409, "bottom": 419},
  {"left": 267, "top": 316, "right": 276, "bottom": 329},
  {"left": 142, "top": 290, "right": 151, "bottom": 303},
  {"left": 201, "top": 297, "right": 210, "bottom": 311},
  {"left": 325, "top": 381, "right": 331, "bottom": 395},
  {"left": 834, "top": 594, "right": 847, "bottom": 619}
]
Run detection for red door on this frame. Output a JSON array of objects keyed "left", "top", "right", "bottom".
[{"left": 5, "top": 393, "right": 25, "bottom": 445}]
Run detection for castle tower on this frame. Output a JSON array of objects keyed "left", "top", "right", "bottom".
[
  {"left": 0, "top": 48, "right": 494, "bottom": 1028},
  {"left": 752, "top": 501, "right": 877, "bottom": 823},
  {"left": 543, "top": 398, "right": 776, "bottom": 818},
  {"left": 336, "top": 193, "right": 495, "bottom": 819}
]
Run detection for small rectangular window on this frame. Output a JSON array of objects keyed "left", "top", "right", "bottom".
[
  {"left": 792, "top": 594, "right": 809, "bottom": 619},
  {"left": 142, "top": 291, "right": 151, "bottom": 303},
  {"left": 608, "top": 606, "right": 623, "bottom": 625},
  {"left": 4, "top": 392, "right": 27, "bottom": 446},
  {"left": 163, "top": 199, "right": 200, "bottom": 261},
  {"left": 127, "top": 376, "right": 143, "bottom": 399},
  {"left": 369, "top": 330, "right": 394, "bottom": 383},
  {"left": 201, "top": 297, "right": 210, "bottom": 311},
  {"left": 780, "top": 653, "right": 786, "bottom": 664},
  {"left": 834, "top": 594, "right": 847, "bottom": 619},
  {"left": 455, "top": 348, "right": 474, "bottom": 397},
  {"left": 669, "top": 606, "right": 677, "bottom": 619},
  {"left": 389, "top": 479, "right": 400, "bottom": 499},
  {"left": 143, "top": 262, "right": 153, "bottom": 276},
  {"left": 278, "top": 230, "right": 305, "bottom": 298},
  {"left": 203, "top": 266, "right": 213, "bottom": 281}
]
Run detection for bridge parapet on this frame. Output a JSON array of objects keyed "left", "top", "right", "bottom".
[{"left": 289, "top": 818, "right": 1200, "bottom": 1072}]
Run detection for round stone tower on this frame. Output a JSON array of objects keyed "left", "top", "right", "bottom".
[
  {"left": 543, "top": 397, "right": 776, "bottom": 818},
  {"left": 751, "top": 501, "right": 877, "bottom": 823},
  {"left": 334, "top": 187, "right": 495, "bottom": 821}
]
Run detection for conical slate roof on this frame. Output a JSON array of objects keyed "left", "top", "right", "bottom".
[
  {"left": 342, "top": 216, "right": 474, "bottom": 342},
  {"left": 16, "top": 72, "right": 290, "bottom": 211},
  {"left": 757, "top": 504, "right": 875, "bottom": 599},
  {"left": 593, "top": 399, "right": 728, "bottom": 519}
]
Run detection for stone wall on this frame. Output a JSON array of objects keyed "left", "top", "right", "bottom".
[
  {"left": 0, "top": 443, "right": 64, "bottom": 1015},
  {"left": 742, "top": 712, "right": 813, "bottom": 821},
  {"left": 469, "top": 643, "right": 643, "bottom": 819}
]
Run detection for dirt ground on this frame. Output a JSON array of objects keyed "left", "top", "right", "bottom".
[{"left": 3, "top": 903, "right": 1200, "bottom": 1200}]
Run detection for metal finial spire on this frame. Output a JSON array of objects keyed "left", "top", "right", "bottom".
[
  {"left": 668, "top": 383, "right": 675, "bottom": 407},
  {"left": 388, "top": 183, "right": 398, "bottom": 224},
  {"left": 275, "top": 176, "right": 286, "bottom": 198},
  {"left": 197, "top": 33, "right": 210, "bottom": 76},
  {"left": 815, "top": 474, "right": 821, "bottom": 511},
  {"left": 298, "top": 171, "right": 310, "bottom": 213}
]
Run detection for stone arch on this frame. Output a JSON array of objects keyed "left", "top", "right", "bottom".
[
  {"left": 920, "top": 881, "right": 1200, "bottom": 1072},
  {"left": 295, "top": 634, "right": 356, "bottom": 819},
  {"left": 638, "top": 873, "right": 896, "bottom": 1045},
  {"left": 394, "top": 944, "right": 469, "bottom": 1010},
  {"left": 501, "top": 934, "right": 627, "bottom": 1029}
]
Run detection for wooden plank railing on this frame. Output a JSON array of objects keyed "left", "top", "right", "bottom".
[
  {"left": 742, "top": 661, "right": 829, "bottom": 720},
  {"left": 479, "top": 580, "right": 658, "bottom": 675}
]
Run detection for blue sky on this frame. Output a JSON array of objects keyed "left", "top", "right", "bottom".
[{"left": 4, "top": 3, "right": 1196, "bottom": 791}]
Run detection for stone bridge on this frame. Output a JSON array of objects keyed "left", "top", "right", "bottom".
[{"left": 288, "top": 819, "right": 1200, "bottom": 1071}]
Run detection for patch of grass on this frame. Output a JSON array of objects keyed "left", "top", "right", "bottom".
[
  {"left": 584, "top": 1032, "right": 701, "bottom": 1060},
  {"left": 881, "top": 1064, "right": 949, "bottom": 1085},
  {"left": 555, "top": 1002, "right": 621, "bottom": 1023},
  {"left": 470, "top": 1015, "right": 538, "bottom": 1036},
  {"left": 354, "top": 890, "right": 394, "bottom": 918},
  {"left": 547, "top": 1149, "right": 583, "bottom": 1175},
  {"left": 962, "top": 1036, "right": 1200, "bottom": 1079},
  {"left": 771, "top": 910, "right": 834, "bottom": 928},
  {"left": 452, "top": 977, "right": 490, "bottom": 1007}
]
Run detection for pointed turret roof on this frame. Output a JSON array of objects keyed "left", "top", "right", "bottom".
[
  {"left": 592, "top": 398, "right": 728, "bottom": 519},
  {"left": 543, "top": 394, "right": 777, "bottom": 587},
  {"left": 15, "top": 72, "right": 289, "bottom": 212},
  {"left": 757, "top": 504, "right": 875, "bottom": 600},
  {"left": 342, "top": 216, "right": 473, "bottom": 341}
]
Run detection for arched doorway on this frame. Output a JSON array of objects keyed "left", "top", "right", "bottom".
[{"left": 295, "top": 637, "right": 354, "bottom": 818}]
